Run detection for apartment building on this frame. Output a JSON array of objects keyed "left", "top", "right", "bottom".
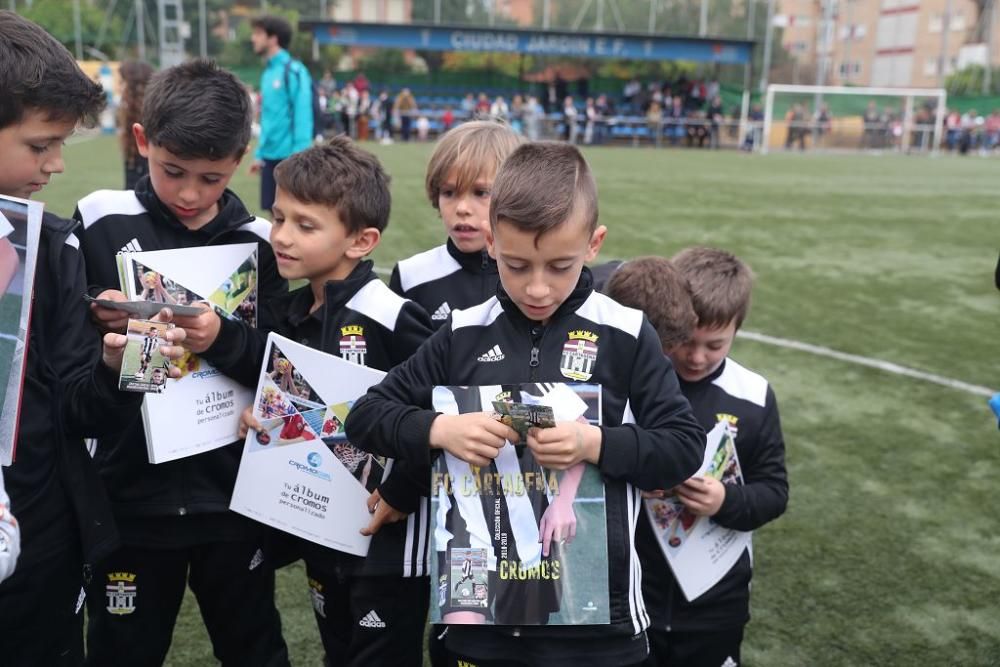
[{"left": 778, "top": 0, "right": 998, "bottom": 87}]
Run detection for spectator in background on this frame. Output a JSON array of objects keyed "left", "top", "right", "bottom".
[
  {"left": 647, "top": 100, "right": 663, "bottom": 145},
  {"left": 959, "top": 108, "right": 978, "bottom": 154},
  {"left": 595, "top": 94, "right": 612, "bottom": 144},
  {"left": 665, "top": 95, "right": 686, "bottom": 146},
  {"left": 944, "top": 109, "right": 961, "bottom": 150},
  {"left": 441, "top": 106, "right": 455, "bottom": 133},
  {"left": 461, "top": 92, "right": 476, "bottom": 119},
  {"left": 394, "top": 87, "right": 417, "bottom": 141},
  {"left": 563, "top": 95, "right": 578, "bottom": 143},
  {"left": 377, "top": 90, "right": 393, "bottom": 143},
  {"left": 785, "top": 103, "right": 806, "bottom": 150},
  {"left": 353, "top": 72, "right": 369, "bottom": 96},
  {"left": 318, "top": 69, "right": 337, "bottom": 99},
  {"left": 862, "top": 100, "right": 881, "bottom": 149},
  {"left": 342, "top": 81, "right": 358, "bottom": 139},
  {"left": 813, "top": 103, "right": 831, "bottom": 147},
  {"left": 475, "top": 92, "right": 490, "bottom": 114},
  {"left": 357, "top": 89, "right": 371, "bottom": 141},
  {"left": 743, "top": 103, "right": 764, "bottom": 151},
  {"left": 523, "top": 95, "right": 541, "bottom": 140},
  {"left": 416, "top": 114, "right": 430, "bottom": 141},
  {"left": 249, "top": 15, "right": 313, "bottom": 212},
  {"left": 490, "top": 95, "right": 509, "bottom": 121},
  {"left": 707, "top": 95, "right": 724, "bottom": 149},
  {"left": 985, "top": 109, "right": 1000, "bottom": 151},
  {"left": 584, "top": 97, "right": 597, "bottom": 144},
  {"left": 117, "top": 60, "right": 154, "bottom": 189},
  {"left": 510, "top": 94, "right": 524, "bottom": 134}
]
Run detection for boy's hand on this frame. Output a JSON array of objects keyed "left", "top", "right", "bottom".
[
  {"left": 526, "top": 422, "right": 601, "bottom": 470},
  {"left": 237, "top": 406, "right": 261, "bottom": 440},
  {"left": 429, "top": 413, "right": 519, "bottom": 468},
  {"left": 249, "top": 160, "right": 264, "bottom": 175},
  {"left": 90, "top": 289, "right": 130, "bottom": 334},
  {"left": 170, "top": 303, "right": 222, "bottom": 354},
  {"left": 675, "top": 476, "right": 726, "bottom": 517},
  {"left": 539, "top": 494, "right": 577, "bottom": 558},
  {"left": 641, "top": 489, "right": 669, "bottom": 499},
  {"left": 360, "top": 489, "right": 407, "bottom": 537},
  {"left": 101, "top": 307, "right": 187, "bottom": 373}
]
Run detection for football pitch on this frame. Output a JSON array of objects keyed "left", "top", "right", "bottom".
[{"left": 43, "top": 136, "right": 999, "bottom": 666}]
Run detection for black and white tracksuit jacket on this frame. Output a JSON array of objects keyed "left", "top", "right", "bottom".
[
  {"left": 637, "top": 357, "right": 789, "bottom": 632},
  {"left": 389, "top": 239, "right": 499, "bottom": 329},
  {"left": 72, "top": 177, "right": 287, "bottom": 542},
  {"left": 201, "top": 260, "right": 435, "bottom": 577},
  {"left": 345, "top": 269, "right": 705, "bottom": 665},
  {"left": 2, "top": 214, "right": 140, "bottom": 576}
]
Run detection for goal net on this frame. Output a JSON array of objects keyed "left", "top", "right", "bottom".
[{"left": 759, "top": 84, "right": 947, "bottom": 155}]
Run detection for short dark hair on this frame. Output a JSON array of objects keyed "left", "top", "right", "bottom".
[
  {"left": 251, "top": 15, "right": 293, "bottom": 50},
  {"left": 0, "top": 10, "right": 106, "bottom": 130},
  {"left": 274, "top": 135, "right": 391, "bottom": 234},
  {"left": 605, "top": 257, "right": 698, "bottom": 350},
  {"left": 490, "top": 142, "right": 598, "bottom": 243},
  {"left": 671, "top": 246, "right": 754, "bottom": 329},
  {"left": 141, "top": 59, "right": 251, "bottom": 160}
]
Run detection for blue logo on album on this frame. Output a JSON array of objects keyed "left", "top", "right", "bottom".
[{"left": 307, "top": 452, "right": 322, "bottom": 467}]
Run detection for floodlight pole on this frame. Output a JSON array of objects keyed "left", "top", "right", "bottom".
[
  {"left": 938, "top": 0, "right": 952, "bottom": 86},
  {"left": 136, "top": 0, "right": 146, "bottom": 61},
  {"left": 759, "top": 0, "right": 775, "bottom": 93},
  {"left": 73, "top": 0, "right": 83, "bottom": 59},
  {"left": 648, "top": 0, "right": 656, "bottom": 33},
  {"left": 198, "top": 0, "right": 207, "bottom": 58},
  {"left": 543, "top": 0, "right": 551, "bottom": 29},
  {"left": 984, "top": 0, "right": 995, "bottom": 94},
  {"left": 434, "top": 0, "right": 441, "bottom": 24},
  {"left": 699, "top": 0, "right": 709, "bottom": 36}
]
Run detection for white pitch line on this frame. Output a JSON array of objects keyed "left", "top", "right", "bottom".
[{"left": 737, "top": 330, "right": 995, "bottom": 397}]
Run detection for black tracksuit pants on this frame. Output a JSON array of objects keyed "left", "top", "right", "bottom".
[{"left": 84, "top": 540, "right": 289, "bottom": 667}]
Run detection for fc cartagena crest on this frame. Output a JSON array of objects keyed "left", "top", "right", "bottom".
[
  {"left": 105, "top": 572, "right": 137, "bottom": 615},
  {"left": 339, "top": 325, "right": 367, "bottom": 366},
  {"left": 560, "top": 330, "right": 599, "bottom": 381}
]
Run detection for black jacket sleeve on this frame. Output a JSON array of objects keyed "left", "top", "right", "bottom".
[
  {"left": 345, "top": 325, "right": 452, "bottom": 464},
  {"left": 713, "top": 387, "right": 789, "bottom": 531},
  {"left": 390, "top": 300, "right": 433, "bottom": 367},
  {"left": 598, "top": 320, "right": 705, "bottom": 491},
  {"left": 200, "top": 317, "right": 268, "bottom": 389},
  {"left": 43, "top": 226, "right": 143, "bottom": 437}
]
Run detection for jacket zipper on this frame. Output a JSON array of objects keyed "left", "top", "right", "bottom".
[{"left": 528, "top": 325, "right": 543, "bottom": 381}]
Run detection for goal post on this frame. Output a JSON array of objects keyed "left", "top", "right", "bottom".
[{"left": 760, "top": 84, "right": 947, "bottom": 155}]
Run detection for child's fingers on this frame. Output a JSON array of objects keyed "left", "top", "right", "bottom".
[
  {"left": 481, "top": 416, "right": 519, "bottom": 444},
  {"left": 102, "top": 332, "right": 127, "bottom": 351}
]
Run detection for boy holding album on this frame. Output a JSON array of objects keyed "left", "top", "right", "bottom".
[
  {"left": 73, "top": 59, "right": 289, "bottom": 666},
  {"left": 344, "top": 142, "right": 705, "bottom": 667},
  {"left": 182, "top": 136, "right": 435, "bottom": 666}
]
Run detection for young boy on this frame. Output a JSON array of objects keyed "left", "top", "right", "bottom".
[
  {"left": 603, "top": 257, "right": 697, "bottom": 352},
  {"left": 0, "top": 11, "right": 187, "bottom": 664},
  {"left": 181, "top": 136, "right": 434, "bottom": 666},
  {"left": 344, "top": 142, "right": 705, "bottom": 667},
  {"left": 389, "top": 120, "right": 523, "bottom": 327},
  {"left": 73, "top": 59, "right": 290, "bottom": 666},
  {"left": 610, "top": 248, "right": 789, "bottom": 667}
]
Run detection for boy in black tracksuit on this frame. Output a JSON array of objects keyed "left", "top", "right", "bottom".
[
  {"left": 345, "top": 142, "right": 705, "bottom": 667},
  {"left": 73, "top": 61, "right": 290, "bottom": 666},
  {"left": 183, "top": 137, "right": 434, "bottom": 666},
  {"left": 0, "top": 13, "right": 186, "bottom": 666},
  {"left": 389, "top": 120, "right": 523, "bottom": 327},
  {"left": 609, "top": 250, "right": 789, "bottom": 667}
]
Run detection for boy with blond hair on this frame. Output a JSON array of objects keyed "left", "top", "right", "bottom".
[
  {"left": 345, "top": 142, "right": 704, "bottom": 667},
  {"left": 390, "top": 119, "right": 523, "bottom": 326},
  {"left": 616, "top": 247, "right": 789, "bottom": 667}
]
